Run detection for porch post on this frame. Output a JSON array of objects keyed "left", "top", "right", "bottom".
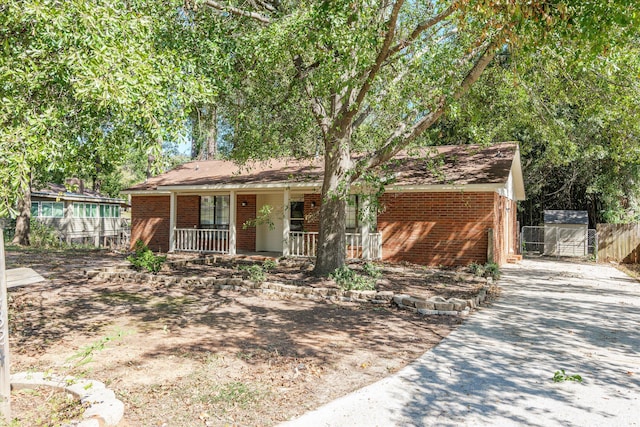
[
  {"left": 282, "top": 188, "right": 290, "bottom": 256},
  {"left": 360, "top": 196, "right": 370, "bottom": 260},
  {"left": 229, "top": 190, "right": 237, "bottom": 255},
  {"left": 169, "top": 191, "right": 177, "bottom": 252}
]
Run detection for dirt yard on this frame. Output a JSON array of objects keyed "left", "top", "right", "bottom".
[{"left": 5, "top": 249, "right": 485, "bottom": 426}]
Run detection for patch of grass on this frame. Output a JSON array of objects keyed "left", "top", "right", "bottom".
[{"left": 553, "top": 369, "right": 583, "bottom": 383}]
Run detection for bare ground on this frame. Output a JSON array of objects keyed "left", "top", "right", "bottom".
[{"left": 5, "top": 249, "right": 485, "bottom": 426}]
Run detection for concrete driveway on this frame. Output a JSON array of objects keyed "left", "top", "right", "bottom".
[{"left": 280, "top": 259, "right": 640, "bottom": 426}]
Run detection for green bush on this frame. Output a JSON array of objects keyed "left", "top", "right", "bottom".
[
  {"left": 240, "top": 264, "right": 266, "bottom": 283},
  {"left": 362, "top": 262, "right": 382, "bottom": 279},
  {"left": 468, "top": 261, "right": 500, "bottom": 280},
  {"left": 262, "top": 259, "right": 277, "bottom": 271},
  {"left": 29, "top": 220, "right": 66, "bottom": 249},
  {"left": 330, "top": 266, "right": 376, "bottom": 291},
  {"left": 127, "top": 240, "right": 166, "bottom": 274}
]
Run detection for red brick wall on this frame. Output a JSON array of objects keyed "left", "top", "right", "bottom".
[
  {"left": 237, "top": 195, "right": 256, "bottom": 251},
  {"left": 378, "top": 192, "right": 495, "bottom": 266},
  {"left": 130, "top": 195, "right": 170, "bottom": 252},
  {"left": 303, "top": 194, "right": 321, "bottom": 232},
  {"left": 177, "top": 195, "right": 200, "bottom": 228}
]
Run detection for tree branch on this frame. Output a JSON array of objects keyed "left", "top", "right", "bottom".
[
  {"left": 333, "top": 0, "right": 405, "bottom": 137},
  {"left": 351, "top": 35, "right": 503, "bottom": 182},
  {"left": 202, "top": 0, "right": 272, "bottom": 23},
  {"left": 387, "top": 3, "right": 457, "bottom": 57}
]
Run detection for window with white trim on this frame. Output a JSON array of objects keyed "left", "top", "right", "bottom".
[
  {"left": 99, "top": 204, "right": 120, "bottom": 218},
  {"left": 73, "top": 203, "right": 98, "bottom": 218},
  {"left": 31, "top": 201, "right": 64, "bottom": 218},
  {"left": 200, "top": 196, "right": 230, "bottom": 229}
]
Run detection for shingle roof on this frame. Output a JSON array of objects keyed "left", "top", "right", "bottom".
[
  {"left": 125, "top": 142, "right": 520, "bottom": 192},
  {"left": 33, "top": 183, "right": 126, "bottom": 204}
]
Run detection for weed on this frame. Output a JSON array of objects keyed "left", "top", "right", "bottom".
[
  {"left": 330, "top": 266, "right": 376, "bottom": 291},
  {"left": 127, "top": 239, "right": 166, "bottom": 274},
  {"left": 553, "top": 369, "right": 583, "bottom": 383},
  {"left": 362, "top": 262, "right": 382, "bottom": 279},
  {"left": 239, "top": 264, "right": 266, "bottom": 283},
  {"left": 262, "top": 259, "right": 277, "bottom": 271},
  {"left": 468, "top": 261, "right": 500, "bottom": 280}
]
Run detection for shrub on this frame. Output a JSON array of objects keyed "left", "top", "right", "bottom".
[
  {"left": 330, "top": 266, "right": 376, "bottom": 291},
  {"left": 240, "top": 264, "right": 266, "bottom": 283},
  {"left": 468, "top": 261, "right": 500, "bottom": 281},
  {"left": 29, "top": 220, "right": 66, "bottom": 249},
  {"left": 362, "top": 262, "right": 382, "bottom": 279},
  {"left": 262, "top": 259, "right": 277, "bottom": 272},
  {"left": 127, "top": 240, "right": 166, "bottom": 274}
]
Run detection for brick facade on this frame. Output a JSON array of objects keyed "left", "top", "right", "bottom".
[
  {"left": 303, "top": 193, "right": 322, "bottom": 232},
  {"left": 377, "top": 192, "right": 495, "bottom": 266},
  {"left": 237, "top": 195, "right": 256, "bottom": 251},
  {"left": 133, "top": 190, "right": 516, "bottom": 266},
  {"left": 130, "top": 195, "right": 171, "bottom": 252},
  {"left": 176, "top": 195, "right": 200, "bottom": 228}
]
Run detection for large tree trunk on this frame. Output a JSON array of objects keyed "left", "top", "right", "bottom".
[
  {"left": 205, "top": 104, "right": 218, "bottom": 160},
  {"left": 313, "top": 139, "right": 352, "bottom": 276},
  {"left": 12, "top": 184, "right": 31, "bottom": 246}
]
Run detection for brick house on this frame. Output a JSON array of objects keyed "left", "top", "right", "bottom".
[{"left": 123, "top": 143, "right": 525, "bottom": 266}]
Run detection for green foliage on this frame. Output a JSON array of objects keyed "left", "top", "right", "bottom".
[
  {"left": 127, "top": 240, "right": 166, "bottom": 274},
  {"left": 262, "top": 259, "right": 278, "bottom": 272},
  {"left": 28, "top": 220, "right": 66, "bottom": 249},
  {"left": 362, "top": 262, "right": 382, "bottom": 279},
  {"left": 66, "top": 330, "right": 128, "bottom": 371},
  {"left": 330, "top": 266, "right": 376, "bottom": 291},
  {"left": 469, "top": 262, "right": 501, "bottom": 280},
  {"left": 553, "top": 369, "right": 583, "bottom": 383},
  {"left": 242, "top": 205, "right": 276, "bottom": 230},
  {"left": 239, "top": 264, "right": 266, "bottom": 283}
]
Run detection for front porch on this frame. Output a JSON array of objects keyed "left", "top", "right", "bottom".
[
  {"left": 173, "top": 228, "right": 382, "bottom": 260},
  {"left": 167, "top": 189, "right": 382, "bottom": 261}
]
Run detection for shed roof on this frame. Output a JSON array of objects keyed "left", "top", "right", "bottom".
[
  {"left": 125, "top": 142, "right": 525, "bottom": 199},
  {"left": 544, "top": 210, "right": 589, "bottom": 225}
]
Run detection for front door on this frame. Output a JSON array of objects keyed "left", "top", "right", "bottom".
[{"left": 255, "top": 194, "right": 284, "bottom": 252}]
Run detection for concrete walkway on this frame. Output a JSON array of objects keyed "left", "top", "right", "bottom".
[{"left": 280, "top": 259, "right": 640, "bottom": 426}]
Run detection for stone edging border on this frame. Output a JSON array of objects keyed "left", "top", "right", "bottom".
[
  {"left": 11, "top": 371, "right": 124, "bottom": 427},
  {"left": 87, "top": 268, "right": 494, "bottom": 317}
]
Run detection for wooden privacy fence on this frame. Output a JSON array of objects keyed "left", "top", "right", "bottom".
[{"left": 597, "top": 223, "right": 640, "bottom": 263}]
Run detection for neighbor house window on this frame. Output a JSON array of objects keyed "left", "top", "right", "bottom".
[
  {"left": 200, "top": 196, "right": 230, "bottom": 229},
  {"left": 73, "top": 203, "right": 98, "bottom": 218},
  {"left": 100, "top": 204, "right": 120, "bottom": 218},
  {"left": 290, "top": 201, "right": 304, "bottom": 231},
  {"left": 32, "top": 201, "right": 64, "bottom": 218}
]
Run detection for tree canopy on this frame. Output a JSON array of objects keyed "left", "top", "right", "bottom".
[
  {"left": 0, "top": 0, "right": 226, "bottom": 243},
  {"left": 201, "top": 0, "right": 638, "bottom": 274}
]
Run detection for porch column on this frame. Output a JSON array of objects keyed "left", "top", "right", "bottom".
[
  {"left": 360, "top": 196, "right": 370, "bottom": 260},
  {"left": 169, "top": 191, "right": 177, "bottom": 252},
  {"left": 282, "top": 188, "right": 290, "bottom": 256},
  {"left": 229, "top": 190, "right": 237, "bottom": 255}
]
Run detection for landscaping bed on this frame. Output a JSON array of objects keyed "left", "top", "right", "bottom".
[{"left": 5, "top": 249, "right": 494, "bottom": 426}]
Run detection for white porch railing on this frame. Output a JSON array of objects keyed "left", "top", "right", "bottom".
[
  {"left": 289, "top": 231, "right": 382, "bottom": 260},
  {"left": 174, "top": 228, "right": 229, "bottom": 253}
]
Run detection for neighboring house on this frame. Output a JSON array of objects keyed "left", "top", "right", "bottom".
[
  {"left": 543, "top": 210, "right": 590, "bottom": 257},
  {"left": 31, "top": 181, "right": 129, "bottom": 247},
  {"left": 123, "top": 143, "right": 525, "bottom": 266}
]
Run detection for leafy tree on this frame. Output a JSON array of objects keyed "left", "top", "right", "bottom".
[
  {"left": 432, "top": 38, "right": 640, "bottom": 226},
  {"left": 0, "top": 1, "right": 223, "bottom": 244},
  {"left": 201, "top": 0, "right": 637, "bottom": 275}
]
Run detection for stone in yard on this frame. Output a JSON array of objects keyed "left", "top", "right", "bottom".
[
  {"left": 434, "top": 301, "right": 454, "bottom": 311},
  {"left": 393, "top": 294, "right": 410, "bottom": 305},
  {"left": 448, "top": 298, "right": 467, "bottom": 311},
  {"left": 415, "top": 300, "right": 436, "bottom": 310},
  {"left": 375, "top": 291, "right": 394, "bottom": 300}
]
